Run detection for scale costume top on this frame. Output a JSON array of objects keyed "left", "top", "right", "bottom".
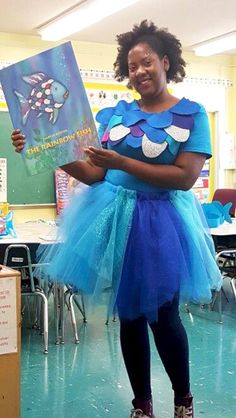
[{"left": 36, "top": 98, "right": 222, "bottom": 322}]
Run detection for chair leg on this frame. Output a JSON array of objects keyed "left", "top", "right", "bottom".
[
  {"left": 105, "top": 290, "right": 117, "bottom": 325},
  {"left": 23, "top": 291, "right": 48, "bottom": 353},
  {"left": 53, "top": 284, "right": 65, "bottom": 345},
  {"left": 230, "top": 278, "right": 236, "bottom": 299},
  {"left": 81, "top": 295, "right": 87, "bottom": 323},
  {"left": 217, "top": 290, "right": 223, "bottom": 324},
  {"left": 184, "top": 303, "right": 194, "bottom": 322},
  {"left": 59, "top": 285, "right": 65, "bottom": 344},
  {"left": 221, "top": 286, "right": 230, "bottom": 303},
  {"left": 54, "top": 284, "right": 60, "bottom": 345},
  {"left": 69, "top": 294, "right": 80, "bottom": 344},
  {"left": 36, "top": 290, "right": 48, "bottom": 354},
  {"left": 210, "top": 290, "right": 223, "bottom": 323},
  {"left": 24, "top": 295, "right": 34, "bottom": 327},
  {"left": 72, "top": 294, "right": 87, "bottom": 323}
]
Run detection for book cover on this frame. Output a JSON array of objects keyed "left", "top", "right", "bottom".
[{"left": 0, "top": 42, "right": 100, "bottom": 175}]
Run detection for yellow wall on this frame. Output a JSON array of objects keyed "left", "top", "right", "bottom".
[
  {"left": 0, "top": 32, "right": 234, "bottom": 83},
  {"left": 0, "top": 32, "right": 117, "bottom": 69},
  {"left": 0, "top": 32, "right": 236, "bottom": 221}
]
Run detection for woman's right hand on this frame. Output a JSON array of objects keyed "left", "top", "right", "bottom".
[{"left": 11, "top": 129, "right": 26, "bottom": 153}]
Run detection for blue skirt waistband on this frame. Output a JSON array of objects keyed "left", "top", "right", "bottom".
[{"left": 101, "top": 180, "right": 172, "bottom": 201}]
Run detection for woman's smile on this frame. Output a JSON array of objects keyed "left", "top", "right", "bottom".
[
  {"left": 138, "top": 77, "right": 152, "bottom": 89},
  {"left": 138, "top": 77, "right": 152, "bottom": 85}
]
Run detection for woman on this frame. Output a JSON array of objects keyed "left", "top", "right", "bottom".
[{"left": 12, "top": 20, "right": 222, "bottom": 418}]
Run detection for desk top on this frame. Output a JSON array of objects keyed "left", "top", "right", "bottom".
[
  {"left": 0, "top": 221, "right": 57, "bottom": 244},
  {"left": 2, "top": 217, "right": 235, "bottom": 244},
  {"left": 210, "top": 218, "right": 236, "bottom": 236}
]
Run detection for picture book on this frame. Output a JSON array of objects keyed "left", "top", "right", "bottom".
[{"left": 0, "top": 42, "right": 100, "bottom": 175}]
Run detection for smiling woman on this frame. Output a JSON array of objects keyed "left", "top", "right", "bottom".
[{"left": 11, "top": 19, "right": 222, "bottom": 418}]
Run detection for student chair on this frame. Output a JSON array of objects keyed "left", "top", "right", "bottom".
[
  {"left": 207, "top": 187, "right": 236, "bottom": 256},
  {"left": 212, "top": 188, "right": 236, "bottom": 252},
  {"left": 212, "top": 188, "right": 236, "bottom": 217},
  {"left": 3, "top": 244, "right": 49, "bottom": 354},
  {"left": 211, "top": 249, "right": 236, "bottom": 322}
]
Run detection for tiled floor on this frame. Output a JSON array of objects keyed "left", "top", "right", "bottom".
[{"left": 21, "top": 282, "right": 236, "bottom": 418}]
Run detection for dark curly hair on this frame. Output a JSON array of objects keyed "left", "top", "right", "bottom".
[{"left": 113, "top": 20, "right": 186, "bottom": 85}]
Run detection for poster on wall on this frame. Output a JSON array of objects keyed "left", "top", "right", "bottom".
[
  {"left": 0, "top": 158, "right": 7, "bottom": 202},
  {"left": 85, "top": 82, "right": 134, "bottom": 114},
  {"left": 0, "top": 42, "right": 100, "bottom": 176},
  {"left": 192, "top": 160, "right": 210, "bottom": 202},
  {"left": 0, "top": 61, "right": 11, "bottom": 110},
  {"left": 54, "top": 168, "right": 88, "bottom": 215}
]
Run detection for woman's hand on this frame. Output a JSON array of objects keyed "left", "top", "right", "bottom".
[
  {"left": 84, "top": 146, "right": 126, "bottom": 170},
  {"left": 11, "top": 129, "right": 26, "bottom": 153}
]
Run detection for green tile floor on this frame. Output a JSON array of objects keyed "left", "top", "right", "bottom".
[{"left": 21, "top": 281, "right": 236, "bottom": 418}]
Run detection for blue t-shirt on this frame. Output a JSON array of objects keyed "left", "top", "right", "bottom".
[{"left": 96, "top": 98, "right": 211, "bottom": 192}]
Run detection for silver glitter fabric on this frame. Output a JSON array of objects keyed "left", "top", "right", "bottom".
[
  {"left": 142, "top": 134, "right": 168, "bottom": 158},
  {"left": 164, "top": 125, "right": 190, "bottom": 142},
  {"left": 109, "top": 124, "right": 130, "bottom": 141}
]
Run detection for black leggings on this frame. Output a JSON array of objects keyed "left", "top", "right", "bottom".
[{"left": 119, "top": 297, "right": 190, "bottom": 400}]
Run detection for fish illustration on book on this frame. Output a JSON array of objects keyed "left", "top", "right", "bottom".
[{"left": 14, "top": 72, "right": 69, "bottom": 125}]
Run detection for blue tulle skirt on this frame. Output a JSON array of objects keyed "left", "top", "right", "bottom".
[{"left": 36, "top": 181, "right": 222, "bottom": 322}]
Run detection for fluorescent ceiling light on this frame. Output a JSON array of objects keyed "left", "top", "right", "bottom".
[
  {"left": 193, "top": 31, "right": 236, "bottom": 56},
  {"left": 38, "top": 0, "right": 141, "bottom": 41}
]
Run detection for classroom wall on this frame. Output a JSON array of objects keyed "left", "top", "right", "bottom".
[
  {"left": 10, "top": 205, "right": 56, "bottom": 224},
  {"left": 0, "top": 32, "right": 236, "bottom": 221},
  {"left": 223, "top": 55, "right": 236, "bottom": 188},
  {"left": 0, "top": 32, "right": 117, "bottom": 69},
  {"left": 0, "top": 32, "right": 234, "bottom": 91}
]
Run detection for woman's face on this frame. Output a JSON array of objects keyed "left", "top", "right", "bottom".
[{"left": 127, "top": 42, "right": 169, "bottom": 100}]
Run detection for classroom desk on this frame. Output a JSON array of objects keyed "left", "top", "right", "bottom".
[
  {"left": 210, "top": 218, "right": 236, "bottom": 237},
  {"left": 0, "top": 221, "right": 57, "bottom": 264},
  {"left": 210, "top": 218, "right": 236, "bottom": 251},
  {"left": 0, "top": 221, "right": 57, "bottom": 245}
]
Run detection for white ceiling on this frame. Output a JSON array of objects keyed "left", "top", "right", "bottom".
[{"left": 1, "top": 0, "right": 236, "bottom": 53}]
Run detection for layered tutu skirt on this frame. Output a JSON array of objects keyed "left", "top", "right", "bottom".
[{"left": 36, "top": 181, "right": 222, "bottom": 322}]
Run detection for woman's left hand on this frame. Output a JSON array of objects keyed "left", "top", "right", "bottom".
[{"left": 84, "top": 146, "right": 125, "bottom": 169}]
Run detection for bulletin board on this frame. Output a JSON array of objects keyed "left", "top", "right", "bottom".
[{"left": 0, "top": 111, "right": 55, "bottom": 204}]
